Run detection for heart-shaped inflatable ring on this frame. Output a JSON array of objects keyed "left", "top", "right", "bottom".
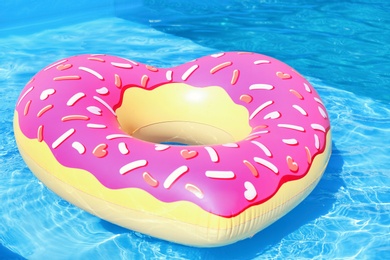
[{"left": 14, "top": 52, "right": 331, "bottom": 247}]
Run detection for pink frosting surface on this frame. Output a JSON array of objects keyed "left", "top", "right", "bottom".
[{"left": 16, "top": 52, "right": 330, "bottom": 217}]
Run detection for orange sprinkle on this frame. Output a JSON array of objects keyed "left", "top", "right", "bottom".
[
  {"left": 56, "top": 64, "right": 72, "bottom": 71},
  {"left": 37, "top": 125, "right": 44, "bottom": 142},
  {"left": 88, "top": 57, "right": 105, "bottom": 62},
  {"left": 146, "top": 65, "right": 158, "bottom": 72},
  {"left": 93, "top": 143, "right": 108, "bottom": 158},
  {"left": 239, "top": 94, "right": 253, "bottom": 104},
  {"left": 243, "top": 160, "right": 259, "bottom": 177},
  {"left": 61, "top": 115, "right": 90, "bottom": 122},
  {"left": 114, "top": 74, "right": 122, "bottom": 88},
  {"left": 238, "top": 52, "right": 253, "bottom": 55},
  {"left": 253, "top": 125, "right": 268, "bottom": 130},
  {"left": 180, "top": 149, "right": 198, "bottom": 159},
  {"left": 276, "top": 71, "right": 292, "bottom": 79},
  {"left": 231, "top": 69, "right": 240, "bottom": 85},
  {"left": 286, "top": 156, "right": 299, "bottom": 172},
  {"left": 24, "top": 100, "right": 32, "bottom": 116},
  {"left": 305, "top": 146, "right": 312, "bottom": 164},
  {"left": 53, "top": 75, "right": 81, "bottom": 81},
  {"left": 143, "top": 172, "right": 159, "bottom": 187},
  {"left": 37, "top": 104, "right": 54, "bottom": 117},
  {"left": 141, "top": 75, "right": 149, "bottom": 88},
  {"left": 245, "top": 135, "right": 260, "bottom": 141},
  {"left": 210, "top": 61, "right": 232, "bottom": 74},
  {"left": 290, "top": 89, "right": 304, "bottom": 100}
]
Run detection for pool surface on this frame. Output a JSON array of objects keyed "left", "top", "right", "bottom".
[{"left": 1, "top": 0, "right": 389, "bottom": 259}]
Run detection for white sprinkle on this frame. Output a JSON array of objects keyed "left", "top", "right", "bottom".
[
  {"left": 205, "top": 170, "right": 235, "bottom": 179},
  {"left": 181, "top": 64, "right": 199, "bottom": 81},
  {"left": 251, "top": 141, "right": 272, "bottom": 157},
  {"left": 166, "top": 70, "right": 173, "bottom": 81},
  {"left": 87, "top": 123, "right": 107, "bottom": 129},
  {"left": 222, "top": 143, "right": 239, "bottom": 148},
  {"left": 90, "top": 54, "right": 106, "bottom": 56},
  {"left": 119, "top": 160, "right": 148, "bottom": 175},
  {"left": 118, "top": 142, "right": 129, "bottom": 155},
  {"left": 277, "top": 124, "right": 305, "bottom": 132},
  {"left": 96, "top": 87, "right": 109, "bottom": 95},
  {"left": 292, "top": 104, "right": 308, "bottom": 116},
  {"left": 93, "top": 96, "right": 116, "bottom": 116},
  {"left": 249, "top": 84, "right": 274, "bottom": 90},
  {"left": 318, "top": 106, "right": 328, "bottom": 119},
  {"left": 249, "top": 100, "right": 273, "bottom": 120},
  {"left": 52, "top": 128, "right": 75, "bottom": 149},
  {"left": 164, "top": 166, "right": 189, "bottom": 189},
  {"left": 211, "top": 53, "right": 225, "bottom": 58},
  {"left": 254, "top": 157, "right": 279, "bottom": 174},
  {"left": 263, "top": 111, "right": 281, "bottom": 120},
  {"left": 123, "top": 58, "right": 138, "bottom": 65},
  {"left": 39, "top": 89, "right": 56, "bottom": 101},
  {"left": 67, "top": 92, "right": 86, "bottom": 106},
  {"left": 185, "top": 183, "right": 204, "bottom": 199},
  {"left": 87, "top": 106, "right": 102, "bottom": 116},
  {"left": 17, "top": 86, "right": 34, "bottom": 107},
  {"left": 248, "top": 130, "right": 269, "bottom": 136},
  {"left": 155, "top": 144, "right": 170, "bottom": 151},
  {"left": 44, "top": 59, "right": 67, "bottom": 71},
  {"left": 205, "top": 147, "right": 219, "bottom": 163},
  {"left": 106, "top": 134, "right": 132, "bottom": 140},
  {"left": 314, "top": 134, "right": 320, "bottom": 150},
  {"left": 282, "top": 139, "right": 299, "bottom": 145},
  {"left": 111, "top": 62, "right": 132, "bottom": 69},
  {"left": 244, "top": 181, "right": 257, "bottom": 201},
  {"left": 304, "top": 83, "right": 312, "bottom": 93},
  {"left": 314, "top": 97, "right": 325, "bottom": 106},
  {"left": 311, "top": 123, "right": 326, "bottom": 132},
  {"left": 79, "top": 66, "right": 103, "bottom": 80},
  {"left": 72, "top": 141, "right": 86, "bottom": 154},
  {"left": 254, "top": 60, "right": 270, "bottom": 65}
]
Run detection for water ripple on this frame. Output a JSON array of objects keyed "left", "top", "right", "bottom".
[{"left": 1, "top": 7, "right": 389, "bottom": 259}]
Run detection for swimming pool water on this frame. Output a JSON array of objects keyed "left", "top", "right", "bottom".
[{"left": 1, "top": 1, "right": 389, "bottom": 259}]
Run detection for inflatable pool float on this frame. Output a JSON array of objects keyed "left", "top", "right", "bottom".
[{"left": 14, "top": 52, "right": 331, "bottom": 247}]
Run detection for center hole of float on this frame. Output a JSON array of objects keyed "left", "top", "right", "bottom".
[{"left": 116, "top": 83, "right": 252, "bottom": 146}]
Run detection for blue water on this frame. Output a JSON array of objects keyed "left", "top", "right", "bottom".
[{"left": 1, "top": 0, "right": 389, "bottom": 259}]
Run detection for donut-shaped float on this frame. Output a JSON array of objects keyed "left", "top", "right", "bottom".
[{"left": 14, "top": 52, "right": 331, "bottom": 247}]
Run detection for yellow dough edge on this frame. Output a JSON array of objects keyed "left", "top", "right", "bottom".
[{"left": 14, "top": 112, "right": 332, "bottom": 247}]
